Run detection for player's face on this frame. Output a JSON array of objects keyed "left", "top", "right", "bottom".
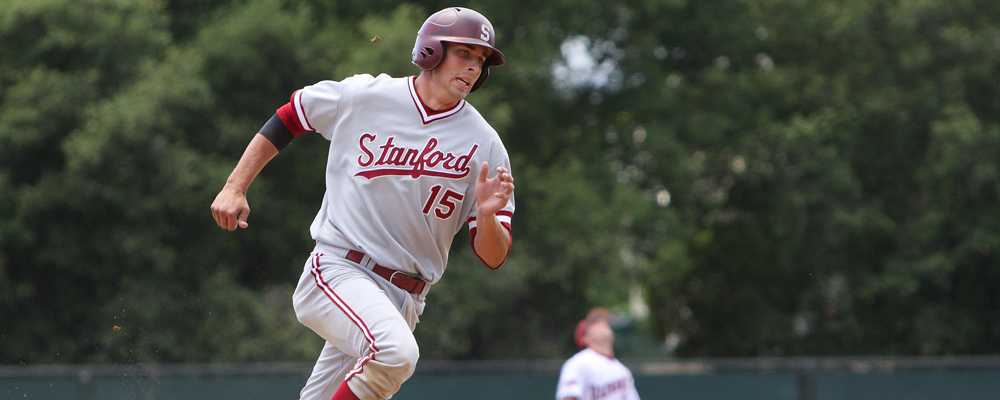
[
  {"left": 434, "top": 43, "right": 490, "bottom": 98},
  {"left": 585, "top": 320, "right": 615, "bottom": 347}
]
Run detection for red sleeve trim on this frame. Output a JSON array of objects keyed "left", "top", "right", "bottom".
[
  {"left": 276, "top": 102, "right": 307, "bottom": 137},
  {"left": 292, "top": 89, "right": 316, "bottom": 131},
  {"left": 467, "top": 210, "right": 514, "bottom": 224}
]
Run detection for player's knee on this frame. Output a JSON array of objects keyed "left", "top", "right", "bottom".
[
  {"left": 399, "top": 336, "right": 420, "bottom": 375},
  {"left": 384, "top": 334, "right": 420, "bottom": 377}
]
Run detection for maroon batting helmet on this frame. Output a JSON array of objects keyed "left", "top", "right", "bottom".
[{"left": 411, "top": 7, "right": 506, "bottom": 91}]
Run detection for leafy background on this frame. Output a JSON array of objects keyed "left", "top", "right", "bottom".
[{"left": 1, "top": 0, "right": 998, "bottom": 363}]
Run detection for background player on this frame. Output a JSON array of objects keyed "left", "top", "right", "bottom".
[
  {"left": 209, "top": 7, "right": 515, "bottom": 400},
  {"left": 556, "top": 308, "right": 641, "bottom": 400}
]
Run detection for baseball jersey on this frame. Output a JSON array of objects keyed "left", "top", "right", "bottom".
[
  {"left": 281, "top": 73, "right": 514, "bottom": 286},
  {"left": 556, "top": 349, "right": 640, "bottom": 400}
]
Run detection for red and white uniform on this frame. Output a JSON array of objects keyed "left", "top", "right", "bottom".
[
  {"left": 556, "top": 349, "right": 641, "bottom": 400},
  {"left": 284, "top": 73, "right": 514, "bottom": 283},
  {"left": 286, "top": 73, "right": 514, "bottom": 400}
]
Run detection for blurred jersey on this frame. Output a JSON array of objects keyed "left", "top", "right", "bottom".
[{"left": 556, "top": 348, "right": 640, "bottom": 400}]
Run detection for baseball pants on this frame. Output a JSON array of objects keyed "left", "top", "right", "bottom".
[{"left": 293, "top": 250, "right": 423, "bottom": 400}]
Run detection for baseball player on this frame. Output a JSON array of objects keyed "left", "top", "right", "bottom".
[
  {"left": 209, "top": 7, "right": 514, "bottom": 400},
  {"left": 556, "top": 308, "right": 641, "bottom": 400}
]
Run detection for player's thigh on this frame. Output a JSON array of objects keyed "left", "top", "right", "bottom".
[
  {"left": 297, "top": 256, "right": 413, "bottom": 358},
  {"left": 326, "top": 273, "right": 417, "bottom": 359}
]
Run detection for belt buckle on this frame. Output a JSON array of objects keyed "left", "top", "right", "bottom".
[{"left": 389, "top": 270, "right": 407, "bottom": 287}]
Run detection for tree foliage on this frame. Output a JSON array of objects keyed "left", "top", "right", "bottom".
[{"left": 1, "top": 0, "right": 999, "bottom": 363}]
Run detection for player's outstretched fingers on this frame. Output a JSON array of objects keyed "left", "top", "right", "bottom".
[
  {"left": 479, "top": 161, "right": 490, "bottom": 183},
  {"left": 502, "top": 181, "right": 514, "bottom": 195},
  {"left": 494, "top": 166, "right": 512, "bottom": 183}
]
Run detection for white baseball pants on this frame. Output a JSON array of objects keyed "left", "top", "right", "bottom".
[{"left": 293, "top": 250, "right": 423, "bottom": 400}]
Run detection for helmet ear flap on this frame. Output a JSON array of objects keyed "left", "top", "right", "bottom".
[
  {"left": 471, "top": 64, "right": 490, "bottom": 92},
  {"left": 412, "top": 39, "right": 445, "bottom": 70}
]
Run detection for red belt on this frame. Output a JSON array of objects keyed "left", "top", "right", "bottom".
[{"left": 345, "top": 250, "right": 427, "bottom": 295}]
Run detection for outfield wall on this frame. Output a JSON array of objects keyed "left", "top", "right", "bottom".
[{"left": 4, "top": 357, "right": 999, "bottom": 399}]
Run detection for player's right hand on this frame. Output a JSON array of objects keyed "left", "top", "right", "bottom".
[{"left": 210, "top": 185, "right": 251, "bottom": 231}]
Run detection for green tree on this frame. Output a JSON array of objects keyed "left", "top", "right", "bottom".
[{"left": 4, "top": 0, "right": 1000, "bottom": 364}]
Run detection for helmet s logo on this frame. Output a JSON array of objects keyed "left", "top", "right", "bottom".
[{"left": 480, "top": 24, "right": 491, "bottom": 42}]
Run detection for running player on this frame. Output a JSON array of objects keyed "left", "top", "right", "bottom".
[{"left": 210, "top": 7, "right": 514, "bottom": 400}]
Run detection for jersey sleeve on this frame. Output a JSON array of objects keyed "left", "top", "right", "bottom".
[
  {"left": 466, "top": 140, "right": 515, "bottom": 266},
  {"left": 556, "top": 358, "right": 585, "bottom": 400},
  {"left": 626, "top": 373, "right": 641, "bottom": 400},
  {"left": 275, "top": 74, "right": 373, "bottom": 140}
]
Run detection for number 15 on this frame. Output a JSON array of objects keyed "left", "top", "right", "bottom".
[{"left": 423, "top": 185, "right": 464, "bottom": 219}]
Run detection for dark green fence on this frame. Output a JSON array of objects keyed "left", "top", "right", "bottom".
[{"left": 4, "top": 357, "right": 1000, "bottom": 399}]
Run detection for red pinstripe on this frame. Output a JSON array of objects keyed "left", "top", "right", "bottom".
[{"left": 308, "top": 253, "right": 378, "bottom": 382}]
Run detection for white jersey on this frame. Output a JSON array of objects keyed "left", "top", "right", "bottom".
[
  {"left": 290, "top": 73, "right": 514, "bottom": 286},
  {"left": 556, "top": 349, "right": 641, "bottom": 400}
]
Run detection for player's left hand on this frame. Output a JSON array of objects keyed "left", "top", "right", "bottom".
[{"left": 475, "top": 161, "right": 514, "bottom": 216}]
